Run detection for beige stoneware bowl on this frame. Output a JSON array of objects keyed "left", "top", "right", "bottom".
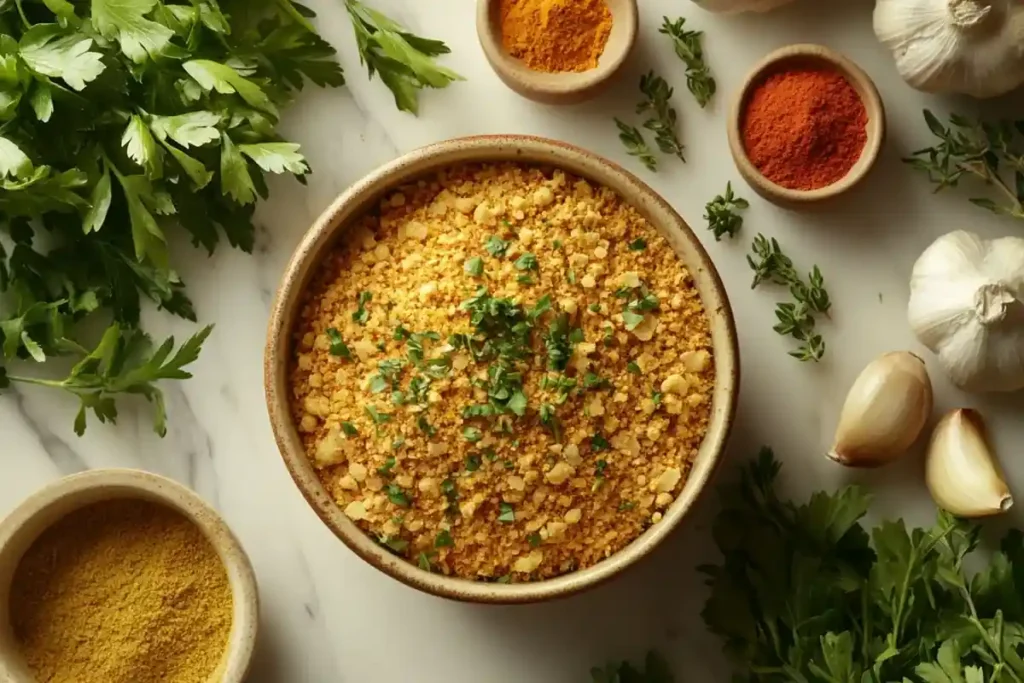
[
  {"left": 476, "top": 0, "right": 638, "bottom": 105},
  {"left": 728, "top": 44, "right": 886, "bottom": 206},
  {"left": 0, "top": 469, "right": 258, "bottom": 682},
  {"left": 264, "top": 135, "right": 740, "bottom": 604}
]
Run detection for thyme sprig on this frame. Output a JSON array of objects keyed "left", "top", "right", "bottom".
[
  {"left": 747, "top": 234, "right": 831, "bottom": 362},
  {"left": 904, "top": 109, "right": 1024, "bottom": 221},
  {"left": 659, "top": 17, "right": 716, "bottom": 108},
  {"left": 704, "top": 182, "right": 749, "bottom": 241},
  {"left": 637, "top": 72, "right": 685, "bottom": 163},
  {"left": 614, "top": 119, "right": 658, "bottom": 172}
]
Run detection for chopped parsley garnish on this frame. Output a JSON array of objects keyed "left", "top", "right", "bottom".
[
  {"left": 498, "top": 502, "right": 516, "bottom": 523},
  {"left": 567, "top": 270, "right": 577, "bottom": 285},
  {"left": 622, "top": 310, "right": 645, "bottom": 330},
  {"left": 485, "top": 235, "right": 510, "bottom": 257},
  {"left": 352, "top": 291, "right": 372, "bottom": 325},
  {"left": 465, "top": 454, "right": 481, "bottom": 472},
  {"left": 629, "top": 238, "right": 648, "bottom": 251},
  {"left": 463, "top": 426, "right": 483, "bottom": 442},
  {"left": 527, "top": 532, "right": 542, "bottom": 547},
  {"left": 341, "top": 422, "right": 359, "bottom": 436},
  {"left": 651, "top": 391, "right": 663, "bottom": 407},
  {"left": 618, "top": 501, "right": 637, "bottom": 511},
  {"left": 434, "top": 530, "right": 454, "bottom": 548},
  {"left": 507, "top": 390, "right": 528, "bottom": 416},
  {"left": 514, "top": 252, "right": 538, "bottom": 271},
  {"left": 325, "top": 328, "right": 351, "bottom": 359},
  {"left": 595, "top": 459, "right": 609, "bottom": 476},
  {"left": 517, "top": 275, "right": 533, "bottom": 285},
  {"left": 552, "top": 240, "right": 563, "bottom": 249},
  {"left": 539, "top": 403, "right": 562, "bottom": 441},
  {"left": 417, "top": 551, "right": 435, "bottom": 571},
  {"left": 628, "top": 293, "right": 660, "bottom": 313},
  {"left": 495, "top": 574, "right": 511, "bottom": 584},
  {"left": 386, "top": 483, "right": 410, "bottom": 507},
  {"left": 365, "top": 405, "right": 391, "bottom": 424},
  {"left": 503, "top": 459, "right": 514, "bottom": 470},
  {"left": 528, "top": 295, "right": 552, "bottom": 321},
  {"left": 544, "top": 313, "right": 582, "bottom": 372},
  {"left": 627, "top": 361, "right": 641, "bottom": 374},
  {"left": 589, "top": 303, "right": 601, "bottom": 313},
  {"left": 370, "top": 376, "right": 389, "bottom": 394},
  {"left": 391, "top": 437, "right": 405, "bottom": 450},
  {"left": 591, "top": 433, "right": 610, "bottom": 451},
  {"left": 441, "top": 477, "right": 459, "bottom": 517},
  {"left": 584, "top": 372, "right": 610, "bottom": 390},
  {"left": 378, "top": 456, "right": 397, "bottom": 476},
  {"left": 380, "top": 536, "right": 408, "bottom": 553},
  {"left": 416, "top": 415, "right": 436, "bottom": 436},
  {"left": 393, "top": 326, "right": 411, "bottom": 341},
  {"left": 464, "top": 256, "right": 484, "bottom": 276}
]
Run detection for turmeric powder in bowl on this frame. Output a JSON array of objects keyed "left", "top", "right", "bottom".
[
  {"left": 8, "top": 499, "right": 232, "bottom": 683},
  {"left": 499, "top": 0, "right": 613, "bottom": 73}
]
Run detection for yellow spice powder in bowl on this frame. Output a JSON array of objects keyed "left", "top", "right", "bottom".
[
  {"left": 0, "top": 470, "right": 259, "bottom": 683},
  {"left": 265, "top": 136, "right": 739, "bottom": 604}
]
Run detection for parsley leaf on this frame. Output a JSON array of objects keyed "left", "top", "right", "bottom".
[
  {"left": 464, "top": 256, "right": 484, "bottom": 277},
  {"left": 628, "top": 238, "right": 647, "bottom": 251},
  {"left": 352, "top": 290, "right": 372, "bottom": 324},
  {"left": 463, "top": 426, "right": 483, "bottom": 442},
  {"left": 498, "top": 502, "right": 515, "bottom": 523},
  {"left": 326, "top": 328, "right": 351, "bottom": 359},
  {"left": 434, "top": 529, "right": 454, "bottom": 548},
  {"left": 485, "top": 235, "right": 510, "bottom": 257},
  {"left": 386, "top": 483, "right": 410, "bottom": 507},
  {"left": 514, "top": 252, "right": 538, "bottom": 271}
]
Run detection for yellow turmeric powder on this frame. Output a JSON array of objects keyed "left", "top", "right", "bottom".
[
  {"left": 10, "top": 499, "right": 233, "bottom": 683},
  {"left": 499, "top": 0, "right": 613, "bottom": 73}
]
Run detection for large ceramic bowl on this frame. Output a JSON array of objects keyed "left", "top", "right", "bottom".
[{"left": 264, "top": 136, "right": 739, "bottom": 603}]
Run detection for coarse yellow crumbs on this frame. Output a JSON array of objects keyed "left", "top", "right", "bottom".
[{"left": 289, "top": 163, "right": 714, "bottom": 582}]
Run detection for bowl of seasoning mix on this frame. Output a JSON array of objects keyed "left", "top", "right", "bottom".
[
  {"left": 728, "top": 44, "right": 886, "bottom": 205},
  {"left": 265, "top": 135, "right": 739, "bottom": 603},
  {"left": 476, "top": 0, "right": 638, "bottom": 104},
  {"left": 0, "top": 470, "right": 258, "bottom": 683}
]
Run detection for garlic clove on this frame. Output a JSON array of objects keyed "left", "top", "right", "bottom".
[
  {"left": 828, "top": 351, "right": 933, "bottom": 468},
  {"left": 925, "top": 408, "right": 1012, "bottom": 518}
]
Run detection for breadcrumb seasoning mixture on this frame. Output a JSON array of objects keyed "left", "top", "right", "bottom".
[{"left": 289, "top": 163, "right": 714, "bottom": 581}]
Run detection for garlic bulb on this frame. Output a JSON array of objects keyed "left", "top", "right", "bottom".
[
  {"left": 908, "top": 230, "right": 1024, "bottom": 393},
  {"left": 925, "top": 409, "right": 1012, "bottom": 517},
  {"left": 829, "top": 352, "right": 933, "bottom": 468},
  {"left": 693, "top": 0, "right": 795, "bottom": 14},
  {"left": 873, "top": 0, "right": 1024, "bottom": 98}
]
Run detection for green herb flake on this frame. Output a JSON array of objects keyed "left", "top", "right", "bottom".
[
  {"left": 341, "top": 422, "right": 359, "bottom": 436},
  {"left": 464, "top": 256, "right": 484, "bottom": 277},
  {"left": 591, "top": 433, "right": 610, "bottom": 451},
  {"left": 417, "top": 552, "right": 435, "bottom": 571},
  {"left": 485, "top": 235, "right": 510, "bottom": 257},
  {"left": 628, "top": 238, "right": 648, "bottom": 251},
  {"left": 465, "top": 454, "right": 481, "bottom": 472},
  {"left": 417, "top": 415, "right": 437, "bottom": 436},
  {"left": 463, "top": 426, "right": 483, "bottom": 443},
  {"left": 527, "top": 532, "right": 542, "bottom": 548},
  {"left": 517, "top": 275, "right": 533, "bottom": 285},
  {"left": 386, "top": 483, "right": 410, "bottom": 507},
  {"left": 434, "top": 529, "right": 454, "bottom": 548},
  {"left": 352, "top": 291, "right": 372, "bottom": 325},
  {"left": 567, "top": 270, "right": 577, "bottom": 285},
  {"left": 622, "top": 310, "right": 645, "bottom": 330},
  {"left": 627, "top": 361, "right": 641, "bottom": 375},
  {"left": 498, "top": 502, "right": 515, "bottom": 523},
  {"left": 365, "top": 405, "right": 391, "bottom": 425},
  {"left": 651, "top": 391, "right": 663, "bottom": 407},
  {"left": 514, "top": 252, "right": 538, "bottom": 271},
  {"left": 618, "top": 501, "right": 637, "bottom": 511},
  {"left": 393, "top": 326, "right": 411, "bottom": 341},
  {"left": 588, "top": 303, "right": 601, "bottom": 313},
  {"left": 552, "top": 240, "right": 563, "bottom": 250},
  {"left": 326, "top": 328, "right": 351, "bottom": 359},
  {"left": 378, "top": 455, "right": 397, "bottom": 476}
]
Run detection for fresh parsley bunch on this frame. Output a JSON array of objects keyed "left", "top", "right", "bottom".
[
  {"left": 703, "top": 448, "right": 1024, "bottom": 683},
  {"left": 0, "top": 0, "right": 343, "bottom": 435}
]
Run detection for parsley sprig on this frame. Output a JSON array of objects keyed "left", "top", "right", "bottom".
[
  {"left": 344, "top": 0, "right": 463, "bottom": 115},
  {"left": 659, "top": 17, "right": 716, "bottom": 108},
  {"left": 905, "top": 109, "right": 1024, "bottom": 221},
  {"left": 747, "top": 234, "right": 831, "bottom": 362},
  {"left": 637, "top": 72, "right": 685, "bottom": 163},
  {"left": 704, "top": 447, "right": 1024, "bottom": 683},
  {"left": 704, "top": 182, "right": 749, "bottom": 241},
  {"left": 1, "top": 324, "right": 211, "bottom": 436},
  {"left": 614, "top": 118, "right": 658, "bottom": 172}
]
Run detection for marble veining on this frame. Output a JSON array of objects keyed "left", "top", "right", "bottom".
[{"left": 4, "top": 1, "right": 1024, "bottom": 681}]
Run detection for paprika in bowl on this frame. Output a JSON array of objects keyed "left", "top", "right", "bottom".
[{"left": 727, "top": 44, "right": 886, "bottom": 206}]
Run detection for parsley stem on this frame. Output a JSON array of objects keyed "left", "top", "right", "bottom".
[{"left": 13, "top": 0, "right": 29, "bottom": 29}]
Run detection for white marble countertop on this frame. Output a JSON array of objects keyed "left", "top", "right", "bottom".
[{"left": 4, "top": 1, "right": 1024, "bottom": 681}]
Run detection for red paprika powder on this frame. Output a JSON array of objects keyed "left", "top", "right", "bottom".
[{"left": 741, "top": 67, "right": 868, "bottom": 191}]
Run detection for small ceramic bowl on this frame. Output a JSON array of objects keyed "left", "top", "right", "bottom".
[
  {"left": 476, "top": 0, "right": 638, "bottom": 105},
  {"left": 264, "top": 135, "right": 740, "bottom": 604},
  {"left": 728, "top": 44, "right": 886, "bottom": 206},
  {"left": 0, "top": 469, "right": 258, "bottom": 683}
]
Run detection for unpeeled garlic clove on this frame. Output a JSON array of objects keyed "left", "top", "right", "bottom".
[
  {"left": 828, "top": 351, "right": 933, "bottom": 468},
  {"left": 925, "top": 409, "right": 1012, "bottom": 518}
]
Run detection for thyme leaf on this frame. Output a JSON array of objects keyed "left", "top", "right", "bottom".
[
  {"left": 659, "top": 16, "right": 716, "bottom": 108},
  {"left": 614, "top": 118, "right": 658, "bottom": 172}
]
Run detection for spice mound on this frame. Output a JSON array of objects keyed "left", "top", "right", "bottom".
[
  {"left": 290, "top": 163, "right": 715, "bottom": 582},
  {"left": 499, "top": 0, "right": 613, "bottom": 73},
  {"left": 741, "top": 66, "right": 868, "bottom": 191},
  {"left": 10, "top": 499, "right": 233, "bottom": 683}
]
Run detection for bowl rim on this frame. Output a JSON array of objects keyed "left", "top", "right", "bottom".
[
  {"left": 264, "top": 135, "right": 740, "bottom": 603},
  {"left": 727, "top": 43, "right": 886, "bottom": 203},
  {"left": 475, "top": 0, "right": 638, "bottom": 101},
  {"left": 0, "top": 469, "right": 258, "bottom": 682}
]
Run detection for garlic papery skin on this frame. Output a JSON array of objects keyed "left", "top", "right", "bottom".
[
  {"left": 829, "top": 352, "right": 934, "bottom": 468},
  {"left": 873, "top": 0, "right": 1024, "bottom": 98},
  {"left": 925, "top": 409, "right": 1012, "bottom": 517},
  {"left": 908, "top": 230, "right": 1024, "bottom": 393},
  {"left": 693, "top": 0, "right": 795, "bottom": 14}
]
